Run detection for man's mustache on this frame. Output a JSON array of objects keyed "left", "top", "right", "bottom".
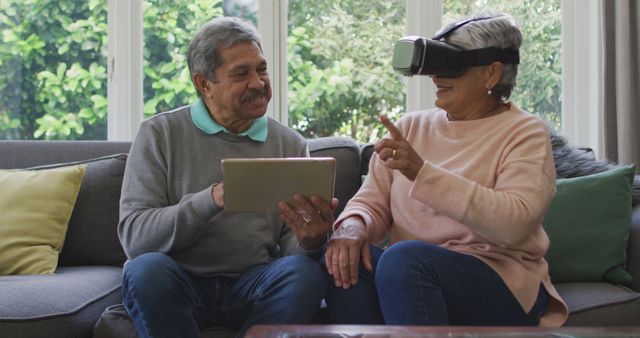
[{"left": 242, "top": 88, "right": 268, "bottom": 101}]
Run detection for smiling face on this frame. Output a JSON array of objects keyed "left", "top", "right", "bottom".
[
  {"left": 432, "top": 67, "right": 487, "bottom": 120},
  {"left": 197, "top": 41, "right": 272, "bottom": 133},
  {"left": 432, "top": 63, "right": 504, "bottom": 121}
]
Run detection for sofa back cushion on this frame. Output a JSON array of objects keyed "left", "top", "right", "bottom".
[
  {"left": 0, "top": 141, "right": 132, "bottom": 267},
  {"left": 28, "top": 154, "right": 129, "bottom": 267},
  {"left": 0, "top": 141, "right": 131, "bottom": 169},
  {"left": 0, "top": 139, "right": 362, "bottom": 267},
  {"left": 60, "top": 154, "right": 129, "bottom": 266},
  {"left": 308, "top": 137, "right": 361, "bottom": 217}
]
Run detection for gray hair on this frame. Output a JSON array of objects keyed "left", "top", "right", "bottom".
[
  {"left": 437, "top": 12, "right": 522, "bottom": 100},
  {"left": 188, "top": 17, "right": 262, "bottom": 88}
]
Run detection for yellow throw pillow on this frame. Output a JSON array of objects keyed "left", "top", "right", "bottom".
[{"left": 0, "top": 165, "right": 85, "bottom": 275}]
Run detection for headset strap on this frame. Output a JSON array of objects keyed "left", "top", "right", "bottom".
[
  {"left": 432, "top": 16, "right": 493, "bottom": 40},
  {"left": 453, "top": 46, "right": 520, "bottom": 66}
]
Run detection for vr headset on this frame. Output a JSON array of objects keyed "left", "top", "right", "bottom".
[{"left": 392, "top": 17, "right": 520, "bottom": 78}]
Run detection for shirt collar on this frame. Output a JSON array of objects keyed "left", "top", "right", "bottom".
[{"left": 190, "top": 98, "right": 268, "bottom": 142}]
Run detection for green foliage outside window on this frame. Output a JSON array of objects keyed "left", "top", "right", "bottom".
[
  {"left": 288, "top": 0, "right": 561, "bottom": 143},
  {"left": 288, "top": 1, "right": 406, "bottom": 143},
  {"left": 0, "top": 0, "right": 107, "bottom": 140},
  {"left": 1, "top": 0, "right": 560, "bottom": 141},
  {"left": 0, "top": 0, "right": 226, "bottom": 140}
]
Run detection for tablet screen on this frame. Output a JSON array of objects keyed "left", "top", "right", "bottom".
[{"left": 221, "top": 157, "right": 336, "bottom": 213}]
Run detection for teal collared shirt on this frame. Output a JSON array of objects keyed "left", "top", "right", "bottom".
[{"left": 190, "top": 98, "right": 268, "bottom": 142}]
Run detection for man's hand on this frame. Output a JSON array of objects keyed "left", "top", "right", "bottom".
[
  {"left": 374, "top": 114, "right": 424, "bottom": 181},
  {"left": 325, "top": 217, "right": 371, "bottom": 289},
  {"left": 279, "top": 194, "right": 339, "bottom": 250},
  {"left": 212, "top": 182, "right": 225, "bottom": 207}
]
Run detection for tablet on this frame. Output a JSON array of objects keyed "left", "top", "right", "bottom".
[{"left": 221, "top": 157, "right": 336, "bottom": 213}]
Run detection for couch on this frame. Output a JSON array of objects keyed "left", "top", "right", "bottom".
[{"left": 0, "top": 136, "right": 639, "bottom": 338}]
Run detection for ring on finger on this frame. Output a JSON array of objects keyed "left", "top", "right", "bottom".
[
  {"left": 298, "top": 210, "right": 312, "bottom": 226},
  {"left": 392, "top": 149, "right": 397, "bottom": 158}
]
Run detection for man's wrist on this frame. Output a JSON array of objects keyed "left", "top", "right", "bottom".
[{"left": 299, "top": 233, "right": 330, "bottom": 251}]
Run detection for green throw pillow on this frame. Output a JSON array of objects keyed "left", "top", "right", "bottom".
[
  {"left": 544, "top": 164, "right": 636, "bottom": 285},
  {"left": 0, "top": 165, "right": 85, "bottom": 275}
]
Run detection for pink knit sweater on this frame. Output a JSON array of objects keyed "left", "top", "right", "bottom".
[{"left": 336, "top": 104, "right": 569, "bottom": 327}]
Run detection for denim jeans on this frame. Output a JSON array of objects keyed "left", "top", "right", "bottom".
[
  {"left": 325, "top": 240, "right": 548, "bottom": 325},
  {"left": 122, "top": 252, "right": 327, "bottom": 338}
]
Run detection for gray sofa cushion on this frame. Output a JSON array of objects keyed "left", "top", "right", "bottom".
[
  {"left": 556, "top": 282, "right": 640, "bottom": 326},
  {"left": 30, "top": 154, "right": 129, "bottom": 267},
  {"left": 0, "top": 266, "right": 122, "bottom": 338},
  {"left": 0, "top": 141, "right": 131, "bottom": 169},
  {"left": 308, "top": 137, "right": 360, "bottom": 217},
  {"left": 550, "top": 130, "right": 640, "bottom": 206},
  {"left": 62, "top": 154, "right": 128, "bottom": 266}
]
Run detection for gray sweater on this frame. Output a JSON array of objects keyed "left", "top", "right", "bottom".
[{"left": 118, "top": 105, "right": 314, "bottom": 278}]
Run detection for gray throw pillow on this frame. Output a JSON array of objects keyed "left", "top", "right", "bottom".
[{"left": 550, "top": 129, "right": 640, "bottom": 206}]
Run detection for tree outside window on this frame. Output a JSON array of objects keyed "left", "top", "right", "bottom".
[
  {"left": 288, "top": 0, "right": 406, "bottom": 143},
  {"left": 0, "top": 0, "right": 107, "bottom": 140},
  {"left": 288, "top": 0, "right": 561, "bottom": 143},
  {"left": 0, "top": 0, "right": 253, "bottom": 140},
  {"left": 0, "top": 0, "right": 560, "bottom": 141}
]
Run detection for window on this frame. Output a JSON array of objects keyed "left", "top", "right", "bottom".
[
  {"left": 0, "top": 0, "right": 600, "bottom": 151},
  {"left": 287, "top": 1, "right": 406, "bottom": 143},
  {"left": 286, "top": 0, "right": 562, "bottom": 143},
  {"left": 0, "top": 0, "right": 107, "bottom": 140}
]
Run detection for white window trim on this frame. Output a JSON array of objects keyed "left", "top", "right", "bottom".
[
  {"left": 261, "top": 0, "right": 441, "bottom": 117},
  {"left": 405, "top": 0, "right": 440, "bottom": 112},
  {"left": 258, "top": 0, "right": 288, "bottom": 123},
  {"left": 561, "top": 0, "right": 602, "bottom": 157},
  {"left": 106, "top": 0, "right": 601, "bottom": 153},
  {"left": 107, "top": 0, "right": 143, "bottom": 141}
]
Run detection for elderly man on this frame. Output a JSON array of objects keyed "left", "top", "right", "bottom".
[{"left": 118, "top": 17, "right": 335, "bottom": 338}]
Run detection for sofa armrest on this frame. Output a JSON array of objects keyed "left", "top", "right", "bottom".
[{"left": 627, "top": 206, "right": 640, "bottom": 291}]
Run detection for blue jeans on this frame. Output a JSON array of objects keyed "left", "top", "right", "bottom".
[
  {"left": 122, "top": 252, "right": 327, "bottom": 338},
  {"left": 325, "top": 240, "right": 548, "bottom": 325}
]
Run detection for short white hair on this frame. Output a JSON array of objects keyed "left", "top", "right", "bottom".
[{"left": 438, "top": 12, "right": 522, "bottom": 100}]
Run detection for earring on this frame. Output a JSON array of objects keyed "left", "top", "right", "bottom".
[{"left": 487, "top": 89, "right": 492, "bottom": 95}]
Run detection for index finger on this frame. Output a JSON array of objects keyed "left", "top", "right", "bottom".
[{"left": 379, "top": 115, "right": 405, "bottom": 142}]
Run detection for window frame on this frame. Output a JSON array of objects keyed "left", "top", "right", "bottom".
[
  {"left": 561, "top": 0, "right": 602, "bottom": 157},
  {"left": 107, "top": 0, "right": 143, "bottom": 141},
  {"left": 107, "top": 0, "right": 602, "bottom": 156}
]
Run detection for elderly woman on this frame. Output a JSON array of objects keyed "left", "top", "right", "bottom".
[{"left": 324, "top": 12, "right": 569, "bottom": 327}]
